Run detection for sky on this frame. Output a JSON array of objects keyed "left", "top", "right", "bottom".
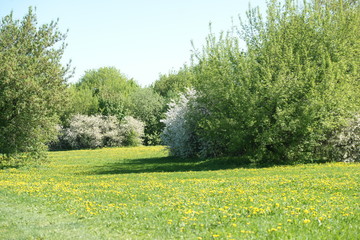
[{"left": 0, "top": 0, "right": 267, "bottom": 86}]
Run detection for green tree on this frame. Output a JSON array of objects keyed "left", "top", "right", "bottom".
[
  {"left": 152, "top": 66, "right": 194, "bottom": 101},
  {"left": 73, "top": 67, "right": 139, "bottom": 120},
  {"left": 128, "top": 88, "right": 165, "bottom": 145},
  {"left": 191, "top": 0, "right": 360, "bottom": 163},
  {"left": 0, "top": 8, "right": 71, "bottom": 162},
  {"left": 60, "top": 85, "right": 99, "bottom": 125}
]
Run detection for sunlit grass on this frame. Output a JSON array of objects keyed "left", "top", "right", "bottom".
[{"left": 0, "top": 146, "right": 359, "bottom": 239}]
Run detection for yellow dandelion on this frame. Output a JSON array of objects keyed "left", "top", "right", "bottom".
[{"left": 303, "top": 219, "right": 311, "bottom": 224}]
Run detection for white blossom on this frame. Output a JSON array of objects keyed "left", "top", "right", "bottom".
[
  {"left": 161, "top": 89, "right": 198, "bottom": 157},
  {"left": 55, "top": 114, "right": 144, "bottom": 149}
]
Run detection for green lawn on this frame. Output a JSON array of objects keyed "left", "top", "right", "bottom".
[{"left": 0, "top": 146, "right": 359, "bottom": 239}]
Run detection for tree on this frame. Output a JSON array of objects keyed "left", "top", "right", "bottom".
[
  {"left": 166, "top": 0, "right": 360, "bottom": 164},
  {"left": 0, "top": 8, "right": 71, "bottom": 162},
  {"left": 73, "top": 67, "right": 139, "bottom": 120},
  {"left": 128, "top": 88, "right": 165, "bottom": 145},
  {"left": 152, "top": 66, "right": 195, "bottom": 101},
  {"left": 61, "top": 85, "right": 99, "bottom": 125}
]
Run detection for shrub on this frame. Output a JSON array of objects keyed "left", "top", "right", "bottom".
[
  {"left": 160, "top": 89, "right": 216, "bottom": 158},
  {"left": 53, "top": 114, "right": 144, "bottom": 150},
  {"left": 119, "top": 116, "right": 145, "bottom": 146},
  {"left": 100, "top": 116, "right": 124, "bottom": 147},
  {"left": 57, "top": 115, "right": 119, "bottom": 149},
  {"left": 325, "top": 116, "right": 360, "bottom": 162},
  {"left": 161, "top": 89, "right": 194, "bottom": 157}
]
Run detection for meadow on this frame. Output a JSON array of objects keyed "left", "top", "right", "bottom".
[{"left": 0, "top": 146, "right": 359, "bottom": 239}]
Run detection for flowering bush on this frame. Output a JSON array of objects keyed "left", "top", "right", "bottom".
[
  {"left": 161, "top": 89, "right": 209, "bottom": 157},
  {"left": 52, "top": 114, "right": 144, "bottom": 149},
  {"left": 100, "top": 115, "right": 124, "bottom": 147},
  {"left": 119, "top": 116, "right": 145, "bottom": 146},
  {"left": 326, "top": 116, "right": 360, "bottom": 162}
]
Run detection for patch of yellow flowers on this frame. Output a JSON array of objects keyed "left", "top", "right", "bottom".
[{"left": 0, "top": 146, "right": 359, "bottom": 239}]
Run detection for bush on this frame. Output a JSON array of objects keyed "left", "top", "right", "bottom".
[
  {"left": 161, "top": 89, "right": 196, "bottom": 157},
  {"left": 161, "top": 89, "right": 217, "bottom": 158},
  {"left": 119, "top": 116, "right": 145, "bottom": 146},
  {"left": 58, "top": 115, "right": 121, "bottom": 149},
  {"left": 52, "top": 114, "right": 144, "bottom": 150},
  {"left": 325, "top": 116, "right": 360, "bottom": 162}
]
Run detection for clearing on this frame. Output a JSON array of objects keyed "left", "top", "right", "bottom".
[{"left": 0, "top": 146, "right": 359, "bottom": 239}]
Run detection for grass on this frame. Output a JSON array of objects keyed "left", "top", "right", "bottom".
[{"left": 0, "top": 146, "right": 359, "bottom": 239}]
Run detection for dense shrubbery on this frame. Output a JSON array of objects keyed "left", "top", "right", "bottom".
[
  {"left": 162, "top": 0, "right": 360, "bottom": 164},
  {"left": 52, "top": 114, "right": 144, "bottom": 150}
]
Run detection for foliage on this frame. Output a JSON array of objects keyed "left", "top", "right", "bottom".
[
  {"left": 119, "top": 116, "right": 145, "bottom": 147},
  {"left": 55, "top": 114, "right": 122, "bottom": 149},
  {"left": 128, "top": 88, "right": 165, "bottom": 145},
  {"left": 161, "top": 89, "right": 199, "bottom": 157},
  {"left": 152, "top": 66, "right": 195, "bottom": 101},
  {"left": 67, "top": 67, "right": 139, "bottom": 121},
  {"left": 325, "top": 116, "right": 360, "bottom": 163},
  {"left": 0, "top": 147, "right": 359, "bottom": 239},
  {"left": 53, "top": 114, "right": 144, "bottom": 149},
  {"left": 61, "top": 85, "right": 99, "bottom": 125},
  {"left": 68, "top": 85, "right": 99, "bottom": 116},
  {"left": 189, "top": 0, "right": 360, "bottom": 163},
  {"left": 0, "top": 8, "right": 71, "bottom": 162}
]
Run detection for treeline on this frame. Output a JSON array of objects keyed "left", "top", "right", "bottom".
[
  {"left": 53, "top": 65, "right": 193, "bottom": 149},
  {"left": 56, "top": 67, "right": 164, "bottom": 148},
  {"left": 1, "top": 0, "right": 360, "bottom": 165}
]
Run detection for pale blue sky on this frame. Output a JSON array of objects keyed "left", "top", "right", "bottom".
[{"left": 0, "top": 0, "right": 267, "bottom": 86}]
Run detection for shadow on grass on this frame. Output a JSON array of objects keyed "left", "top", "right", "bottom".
[{"left": 87, "top": 156, "right": 256, "bottom": 175}]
